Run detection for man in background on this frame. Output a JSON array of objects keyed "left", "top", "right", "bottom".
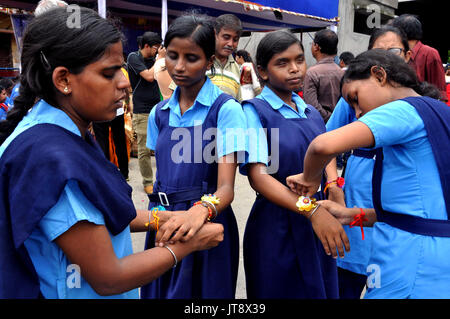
[
  {"left": 207, "top": 14, "right": 243, "bottom": 101},
  {"left": 303, "top": 29, "right": 344, "bottom": 122},
  {"left": 127, "top": 32, "right": 162, "bottom": 194},
  {"left": 393, "top": 14, "right": 447, "bottom": 102}
]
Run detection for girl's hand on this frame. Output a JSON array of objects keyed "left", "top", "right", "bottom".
[
  {"left": 309, "top": 206, "right": 350, "bottom": 258},
  {"left": 187, "top": 222, "right": 224, "bottom": 252},
  {"left": 317, "top": 200, "right": 354, "bottom": 225},
  {"left": 155, "top": 204, "right": 209, "bottom": 246},
  {"left": 286, "top": 173, "right": 321, "bottom": 197}
]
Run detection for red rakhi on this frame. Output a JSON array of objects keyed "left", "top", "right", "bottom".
[{"left": 349, "top": 208, "right": 368, "bottom": 240}]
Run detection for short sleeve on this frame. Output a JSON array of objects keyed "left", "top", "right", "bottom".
[
  {"left": 146, "top": 106, "right": 159, "bottom": 150},
  {"left": 358, "top": 100, "right": 426, "bottom": 148},
  {"left": 38, "top": 180, "right": 105, "bottom": 242},
  {"left": 216, "top": 99, "right": 248, "bottom": 160},
  {"left": 239, "top": 101, "right": 269, "bottom": 175},
  {"left": 325, "top": 97, "right": 356, "bottom": 132},
  {"left": 127, "top": 53, "right": 147, "bottom": 75}
]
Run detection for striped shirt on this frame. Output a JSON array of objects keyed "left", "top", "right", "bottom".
[{"left": 207, "top": 55, "right": 241, "bottom": 101}]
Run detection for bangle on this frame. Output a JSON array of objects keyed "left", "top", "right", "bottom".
[
  {"left": 164, "top": 245, "right": 178, "bottom": 268},
  {"left": 323, "top": 177, "right": 345, "bottom": 194},
  {"left": 202, "top": 200, "right": 218, "bottom": 221},
  {"left": 308, "top": 203, "right": 321, "bottom": 219}
]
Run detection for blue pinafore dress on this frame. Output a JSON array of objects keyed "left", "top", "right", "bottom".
[
  {"left": 140, "top": 94, "right": 240, "bottom": 299},
  {"left": 243, "top": 98, "right": 339, "bottom": 299}
]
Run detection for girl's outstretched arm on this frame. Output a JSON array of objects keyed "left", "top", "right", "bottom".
[
  {"left": 248, "top": 163, "right": 350, "bottom": 258},
  {"left": 289, "top": 121, "right": 376, "bottom": 197}
]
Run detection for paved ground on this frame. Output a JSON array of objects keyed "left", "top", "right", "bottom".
[{"left": 128, "top": 156, "right": 255, "bottom": 299}]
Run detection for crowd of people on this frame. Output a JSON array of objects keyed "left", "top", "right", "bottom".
[{"left": 0, "top": 0, "right": 449, "bottom": 300}]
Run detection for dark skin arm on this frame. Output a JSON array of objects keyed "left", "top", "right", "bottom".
[
  {"left": 248, "top": 163, "right": 350, "bottom": 258},
  {"left": 155, "top": 153, "right": 238, "bottom": 245},
  {"left": 55, "top": 220, "right": 224, "bottom": 296}
]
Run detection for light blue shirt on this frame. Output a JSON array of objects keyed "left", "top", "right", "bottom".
[
  {"left": 326, "top": 97, "right": 374, "bottom": 275},
  {"left": 147, "top": 77, "right": 247, "bottom": 159},
  {"left": 5, "top": 83, "right": 19, "bottom": 109},
  {"left": 240, "top": 86, "right": 310, "bottom": 174},
  {"left": 0, "top": 100, "right": 138, "bottom": 299},
  {"left": 358, "top": 99, "right": 450, "bottom": 298}
]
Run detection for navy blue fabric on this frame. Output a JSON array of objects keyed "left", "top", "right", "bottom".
[
  {"left": 352, "top": 148, "right": 377, "bottom": 159},
  {"left": 0, "top": 124, "right": 136, "bottom": 298},
  {"left": 140, "top": 93, "right": 240, "bottom": 299},
  {"left": 242, "top": 98, "right": 338, "bottom": 299},
  {"left": 372, "top": 96, "right": 450, "bottom": 236}
]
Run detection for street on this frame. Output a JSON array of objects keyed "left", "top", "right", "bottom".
[{"left": 128, "top": 156, "right": 255, "bottom": 299}]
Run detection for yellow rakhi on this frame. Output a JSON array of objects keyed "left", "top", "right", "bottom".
[
  {"left": 201, "top": 194, "right": 220, "bottom": 205},
  {"left": 296, "top": 196, "right": 317, "bottom": 212}
]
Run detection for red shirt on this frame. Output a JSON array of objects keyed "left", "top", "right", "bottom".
[{"left": 409, "top": 41, "right": 447, "bottom": 101}]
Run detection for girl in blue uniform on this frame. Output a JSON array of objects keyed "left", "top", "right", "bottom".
[
  {"left": 321, "top": 26, "right": 413, "bottom": 299},
  {"left": 288, "top": 49, "right": 450, "bottom": 299},
  {"left": 0, "top": 8, "right": 223, "bottom": 299},
  {"left": 241, "top": 30, "right": 349, "bottom": 299},
  {"left": 140, "top": 14, "right": 247, "bottom": 299}
]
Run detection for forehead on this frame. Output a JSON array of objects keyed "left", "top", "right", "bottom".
[
  {"left": 166, "top": 37, "right": 206, "bottom": 56},
  {"left": 217, "top": 28, "right": 239, "bottom": 38},
  {"left": 94, "top": 41, "right": 124, "bottom": 66},
  {"left": 372, "top": 32, "right": 403, "bottom": 49},
  {"left": 270, "top": 43, "right": 304, "bottom": 61}
]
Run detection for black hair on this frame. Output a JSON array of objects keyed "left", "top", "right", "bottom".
[
  {"left": 141, "top": 31, "right": 162, "bottom": 48},
  {"left": 392, "top": 14, "right": 423, "bottom": 41},
  {"left": 0, "top": 78, "right": 14, "bottom": 91},
  {"left": 256, "top": 30, "right": 304, "bottom": 70},
  {"left": 313, "top": 29, "right": 338, "bottom": 55},
  {"left": 343, "top": 49, "right": 441, "bottom": 99},
  {"left": 214, "top": 14, "right": 243, "bottom": 36},
  {"left": 236, "top": 49, "right": 253, "bottom": 63},
  {"left": 368, "top": 25, "right": 410, "bottom": 52},
  {"left": 137, "top": 35, "right": 143, "bottom": 49},
  {"left": 339, "top": 51, "right": 354, "bottom": 65},
  {"left": 0, "top": 7, "right": 123, "bottom": 145},
  {"left": 164, "top": 13, "right": 216, "bottom": 61}
]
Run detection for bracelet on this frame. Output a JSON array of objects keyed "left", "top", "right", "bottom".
[
  {"left": 194, "top": 201, "right": 213, "bottom": 221},
  {"left": 201, "top": 194, "right": 220, "bottom": 205},
  {"left": 323, "top": 177, "right": 345, "bottom": 194},
  {"left": 308, "top": 203, "right": 321, "bottom": 219},
  {"left": 144, "top": 206, "right": 165, "bottom": 232},
  {"left": 296, "top": 196, "right": 317, "bottom": 212},
  {"left": 202, "top": 200, "right": 218, "bottom": 221},
  {"left": 164, "top": 245, "right": 178, "bottom": 268}
]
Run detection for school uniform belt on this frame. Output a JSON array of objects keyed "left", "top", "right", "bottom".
[
  {"left": 373, "top": 148, "right": 450, "bottom": 237},
  {"left": 351, "top": 148, "right": 377, "bottom": 159},
  {"left": 377, "top": 211, "right": 450, "bottom": 237},
  {"left": 147, "top": 188, "right": 206, "bottom": 206}
]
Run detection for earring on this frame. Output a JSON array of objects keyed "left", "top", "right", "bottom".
[{"left": 63, "top": 87, "right": 69, "bottom": 93}]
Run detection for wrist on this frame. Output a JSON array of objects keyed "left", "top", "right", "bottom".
[
  {"left": 324, "top": 177, "right": 345, "bottom": 194},
  {"left": 191, "top": 202, "right": 210, "bottom": 221}
]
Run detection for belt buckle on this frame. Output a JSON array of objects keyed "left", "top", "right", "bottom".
[{"left": 158, "top": 192, "right": 170, "bottom": 206}]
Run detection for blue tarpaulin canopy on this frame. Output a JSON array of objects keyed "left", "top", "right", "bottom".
[{"left": 1, "top": 0, "right": 339, "bottom": 31}]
